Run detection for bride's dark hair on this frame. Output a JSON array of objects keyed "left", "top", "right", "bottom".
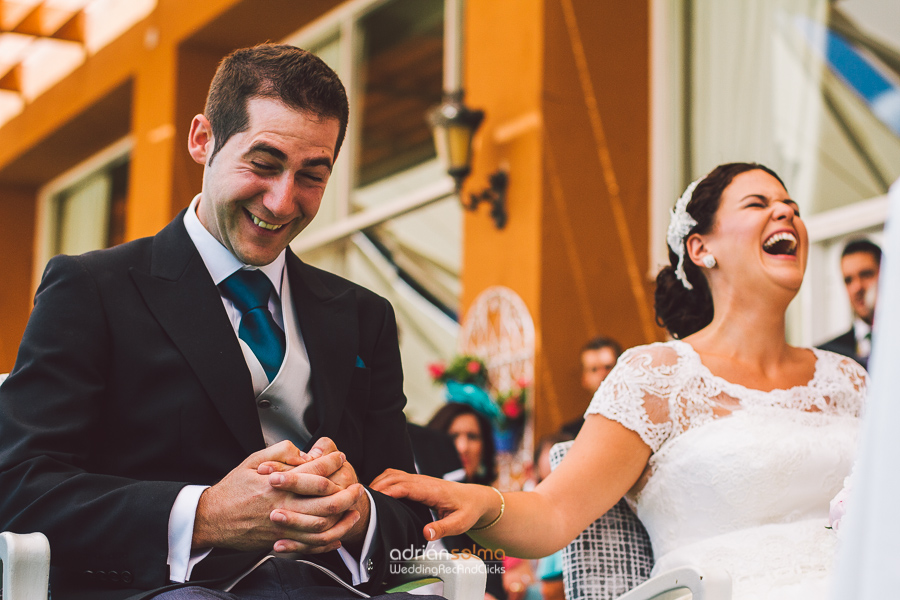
[{"left": 655, "top": 162, "right": 787, "bottom": 339}]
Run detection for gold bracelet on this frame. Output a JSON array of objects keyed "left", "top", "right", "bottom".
[{"left": 470, "top": 486, "right": 505, "bottom": 532}]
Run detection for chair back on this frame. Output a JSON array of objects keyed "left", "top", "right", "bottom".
[{"left": 549, "top": 441, "right": 654, "bottom": 600}]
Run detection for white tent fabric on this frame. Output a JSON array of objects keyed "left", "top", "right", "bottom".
[
  {"left": 830, "top": 176, "right": 900, "bottom": 598},
  {"left": 690, "top": 0, "right": 900, "bottom": 213}
]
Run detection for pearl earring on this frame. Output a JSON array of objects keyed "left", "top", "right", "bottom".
[{"left": 702, "top": 255, "right": 717, "bottom": 269}]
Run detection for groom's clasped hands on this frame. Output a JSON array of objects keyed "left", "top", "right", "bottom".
[{"left": 192, "top": 438, "right": 370, "bottom": 556}]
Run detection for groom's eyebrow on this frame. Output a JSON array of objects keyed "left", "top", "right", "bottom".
[
  {"left": 246, "top": 142, "right": 286, "bottom": 161},
  {"left": 244, "top": 142, "right": 334, "bottom": 172}
]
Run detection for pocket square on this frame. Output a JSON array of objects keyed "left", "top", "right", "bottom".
[{"left": 355, "top": 355, "right": 366, "bottom": 368}]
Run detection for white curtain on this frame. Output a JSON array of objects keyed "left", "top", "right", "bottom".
[
  {"left": 690, "top": 0, "right": 829, "bottom": 207},
  {"left": 690, "top": 0, "right": 900, "bottom": 212},
  {"left": 830, "top": 178, "right": 900, "bottom": 597},
  {"left": 56, "top": 171, "right": 111, "bottom": 256}
]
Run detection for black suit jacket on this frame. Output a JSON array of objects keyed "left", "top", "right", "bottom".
[
  {"left": 818, "top": 328, "right": 868, "bottom": 370},
  {"left": 0, "top": 213, "right": 428, "bottom": 599}
]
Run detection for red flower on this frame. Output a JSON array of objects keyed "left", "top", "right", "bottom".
[
  {"left": 428, "top": 362, "right": 446, "bottom": 379},
  {"left": 503, "top": 399, "right": 522, "bottom": 419},
  {"left": 466, "top": 360, "right": 482, "bottom": 374}
]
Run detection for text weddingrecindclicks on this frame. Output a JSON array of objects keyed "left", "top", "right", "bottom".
[{"left": 389, "top": 546, "right": 507, "bottom": 575}]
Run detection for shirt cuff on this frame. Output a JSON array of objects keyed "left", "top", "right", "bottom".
[
  {"left": 336, "top": 488, "right": 378, "bottom": 585},
  {"left": 167, "top": 485, "right": 213, "bottom": 582}
]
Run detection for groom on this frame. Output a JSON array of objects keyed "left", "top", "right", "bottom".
[{"left": 0, "top": 44, "right": 432, "bottom": 600}]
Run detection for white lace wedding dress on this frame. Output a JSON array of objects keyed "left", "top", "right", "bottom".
[{"left": 586, "top": 340, "right": 867, "bottom": 599}]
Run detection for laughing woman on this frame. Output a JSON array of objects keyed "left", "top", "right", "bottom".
[{"left": 373, "top": 163, "right": 867, "bottom": 599}]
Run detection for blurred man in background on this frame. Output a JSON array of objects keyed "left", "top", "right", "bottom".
[
  {"left": 820, "top": 239, "right": 881, "bottom": 370},
  {"left": 560, "top": 336, "right": 622, "bottom": 437}
]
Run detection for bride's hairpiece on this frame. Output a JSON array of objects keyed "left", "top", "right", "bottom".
[{"left": 666, "top": 176, "right": 705, "bottom": 290}]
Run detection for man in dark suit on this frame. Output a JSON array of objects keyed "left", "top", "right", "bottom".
[
  {"left": 818, "top": 239, "right": 881, "bottom": 370},
  {"left": 0, "top": 45, "right": 434, "bottom": 600},
  {"left": 559, "top": 336, "right": 622, "bottom": 437}
]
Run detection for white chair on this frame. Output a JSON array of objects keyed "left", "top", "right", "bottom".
[
  {"left": 0, "top": 531, "right": 51, "bottom": 600},
  {"left": 549, "top": 441, "right": 731, "bottom": 600}
]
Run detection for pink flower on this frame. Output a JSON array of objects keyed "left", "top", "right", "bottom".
[
  {"left": 428, "top": 363, "right": 446, "bottom": 379},
  {"left": 466, "top": 360, "right": 482, "bottom": 374},
  {"left": 516, "top": 377, "right": 531, "bottom": 389},
  {"left": 829, "top": 477, "right": 852, "bottom": 533}
]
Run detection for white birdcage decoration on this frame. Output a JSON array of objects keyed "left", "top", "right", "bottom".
[{"left": 458, "top": 286, "right": 535, "bottom": 489}]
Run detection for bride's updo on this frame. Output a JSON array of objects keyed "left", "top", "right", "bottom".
[{"left": 655, "top": 162, "right": 787, "bottom": 339}]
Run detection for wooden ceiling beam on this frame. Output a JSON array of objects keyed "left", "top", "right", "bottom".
[
  {"left": 47, "top": 9, "right": 85, "bottom": 43},
  {"left": 0, "top": 0, "right": 37, "bottom": 32},
  {"left": 0, "top": 63, "right": 23, "bottom": 92},
  {"left": 0, "top": 2, "right": 85, "bottom": 43},
  {"left": 8, "top": 1, "right": 43, "bottom": 36}
]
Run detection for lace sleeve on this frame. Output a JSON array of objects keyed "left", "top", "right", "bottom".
[
  {"left": 816, "top": 351, "right": 868, "bottom": 416},
  {"left": 585, "top": 343, "right": 682, "bottom": 452}
]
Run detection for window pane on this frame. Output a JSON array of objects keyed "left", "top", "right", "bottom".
[{"left": 357, "top": 0, "right": 444, "bottom": 187}]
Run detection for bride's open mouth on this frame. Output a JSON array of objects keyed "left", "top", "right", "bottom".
[{"left": 763, "top": 231, "right": 797, "bottom": 256}]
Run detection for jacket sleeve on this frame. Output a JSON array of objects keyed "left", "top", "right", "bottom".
[{"left": 0, "top": 255, "right": 184, "bottom": 592}]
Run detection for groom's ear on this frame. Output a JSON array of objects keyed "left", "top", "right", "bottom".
[
  {"left": 685, "top": 233, "right": 712, "bottom": 268},
  {"left": 188, "top": 114, "right": 215, "bottom": 166}
]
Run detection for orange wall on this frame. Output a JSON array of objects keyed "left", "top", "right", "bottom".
[
  {"left": 0, "top": 186, "right": 36, "bottom": 373},
  {"left": 464, "top": 0, "right": 661, "bottom": 441},
  {"left": 462, "top": 0, "right": 544, "bottom": 332}
]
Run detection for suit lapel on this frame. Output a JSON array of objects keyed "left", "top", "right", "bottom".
[
  {"left": 286, "top": 254, "right": 358, "bottom": 447},
  {"left": 130, "top": 214, "right": 265, "bottom": 455}
]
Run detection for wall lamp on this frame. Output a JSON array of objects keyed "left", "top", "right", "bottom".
[{"left": 429, "top": 91, "right": 509, "bottom": 229}]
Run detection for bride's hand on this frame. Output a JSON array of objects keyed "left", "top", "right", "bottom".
[{"left": 371, "top": 469, "right": 497, "bottom": 540}]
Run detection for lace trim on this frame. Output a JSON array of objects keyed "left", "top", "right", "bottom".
[{"left": 586, "top": 341, "right": 867, "bottom": 454}]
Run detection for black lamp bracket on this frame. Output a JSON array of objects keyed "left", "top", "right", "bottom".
[{"left": 463, "top": 170, "right": 508, "bottom": 229}]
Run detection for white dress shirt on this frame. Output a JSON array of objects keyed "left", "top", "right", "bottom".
[
  {"left": 853, "top": 318, "right": 872, "bottom": 359},
  {"left": 166, "top": 195, "right": 377, "bottom": 585}
]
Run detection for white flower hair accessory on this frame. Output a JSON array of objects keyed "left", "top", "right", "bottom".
[{"left": 666, "top": 176, "right": 705, "bottom": 290}]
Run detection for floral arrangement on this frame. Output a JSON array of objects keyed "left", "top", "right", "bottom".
[
  {"left": 494, "top": 385, "right": 527, "bottom": 429},
  {"left": 428, "top": 355, "right": 489, "bottom": 389},
  {"left": 828, "top": 471, "right": 854, "bottom": 535},
  {"left": 428, "top": 355, "right": 529, "bottom": 431}
]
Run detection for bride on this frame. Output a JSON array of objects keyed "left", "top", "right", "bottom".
[{"left": 372, "top": 163, "right": 868, "bottom": 599}]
